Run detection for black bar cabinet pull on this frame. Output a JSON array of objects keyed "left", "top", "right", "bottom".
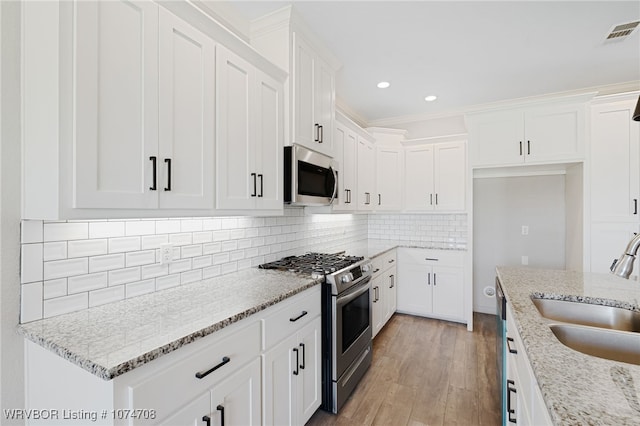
[
  {"left": 195, "top": 356, "right": 230, "bottom": 379},
  {"left": 216, "top": 405, "right": 225, "bottom": 426},
  {"left": 258, "top": 174, "right": 264, "bottom": 197},
  {"left": 319, "top": 125, "right": 323, "bottom": 143},
  {"left": 202, "top": 415, "right": 211, "bottom": 426},
  {"left": 289, "top": 310, "right": 308, "bottom": 322},
  {"left": 149, "top": 156, "right": 157, "bottom": 191},
  {"left": 433, "top": 273, "right": 437, "bottom": 286},
  {"left": 299, "top": 343, "right": 306, "bottom": 369},
  {"left": 164, "top": 158, "right": 172, "bottom": 191},
  {"left": 634, "top": 199, "right": 638, "bottom": 215},
  {"left": 435, "top": 193, "right": 438, "bottom": 205},
  {"left": 427, "top": 273, "right": 431, "bottom": 285},
  {"left": 506, "top": 337, "right": 518, "bottom": 354},
  {"left": 378, "top": 194, "right": 381, "bottom": 205},
  {"left": 250, "top": 173, "right": 257, "bottom": 197},
  {"left": 430, "top": 194, "right": 433, "bottom": 205},
  {"left": 527, "top": 140, "right": 531, "bottom": 155},
  {"left": 425, "top": 258, "right": 439, "bottom": 261},
  {"left": 314, "top": 124, "right": 320, "bottom": 142},
  {"left": 293, "top": 348, "right": 300, "bottom": 375},
  {"left": 390, "top": 274, "right": 395, "bottom": 288},
  {"left": 507, "top": 380, "right": 517, "bottom": 423},
  {"left": 519, "top": 141, "right": 523, "bottom": 156}
]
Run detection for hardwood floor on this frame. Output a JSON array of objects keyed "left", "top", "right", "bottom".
[{"left": 307, "top": 313, "right": 501, "bottom": 426}]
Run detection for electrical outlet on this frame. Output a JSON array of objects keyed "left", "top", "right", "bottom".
[
  {"left": 160, "top": 244, "right": 174, "bottom": 265},
  {"left": 522, "top": 225, "right": 529, "bottom": 235},
  {"left": 521, "top": 255, "right": 529, "bottom": 265}
]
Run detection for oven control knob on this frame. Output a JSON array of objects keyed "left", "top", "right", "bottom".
[
  {"left": 361, "top": 263, "right": 372, "bottom": 273},
  {"left": 341, "top": 273, "right": 353, "bottom": 283}
]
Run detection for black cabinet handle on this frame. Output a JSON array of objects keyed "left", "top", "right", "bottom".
[
  {"left": 390, "top": 274, "right": 395, "bottom": 288},
  {"left": 435, "top": 193, "right": 438, "bottom": 205},
  {"left": 507, "top": 380, "right": 517, "bottom": 423},
  {"left": 195, "top": 356, "right": 230, "bottom": 379},
  {"left": 519, "top": 141, "right": 523, "bottom": 156},
  {"left": 365, "top": 192, "right": 370, "bottom": 205},
  {"left": 388, "top": 259, "right": 395, "bottom": 264},
  {"left": 433, "top": 273, "right": 437, "bottom": 286},
  {"left": 634, "top": 199, "right": 638, "bottom": 215},
  {"left": 378, "top": 194, "right": 381, "bottom": 205},
  {"left": 202, "top": 415, "right": 211, "bottom": 426},
  {"left": 164, "top": 158, "right": 172, "bottom": 191},
  {"left": 348, "top": 189, "right": 351, "bottom": 204},
  {"left": 299, "top": 343, "right": 306, "bottom": 370},
  {"left": 289, "top": 310, "right": 308, "bottom": 322},
  {"left": 250, "top": 173, "right": 257, "bottom": 197},
  {"left": 430, "top": 194, "right": 433, "bottom": 205},
  {"left": 427, "top": 273, "right": 431, "bottom": 285},
  {"left": 373, "top": 268, "right": 380, "bottom": 273},
  {"left": 527, "top": 140, "right": 531, "bottom": 155},
  {"left": 344, "top": 189, "right": 349, "bottom": 204},
  {"left": 507, "top": 337, "right": 518, "bottom": 354},
  {"left": 319, "top": 125, "right": 323, "bottom": 143},
  {"left": 258, "top": 174, "right": 263, "bottom": 197},
  {"left": 314, "top": 124, "right": 320, "bottom": 142},
  {"left": 216, "top": 405, "right": 225, "bottom": 426},
  {"left": 293, "top": 348, "right": 300, "bottom": 375},
  {"left": 149, "top": 156, "right": 157, "bottom": 191},
  {"left": 425, "top": 257, "right": 439, "bottom": 261}
]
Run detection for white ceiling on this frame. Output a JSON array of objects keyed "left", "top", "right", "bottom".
[{"left": 228, "top": 1, "right": 640, "bottom": 125}]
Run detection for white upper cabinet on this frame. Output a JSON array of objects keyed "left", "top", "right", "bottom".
[
  {"left": 404, "top": 140, "right": 466, "bottom": 212},
  {"left": 76, "top": 2, "right": 216, "bottom": 211},
  {"left": 74, "top": 0, "right": 160, "bottom": 210},
  {"left": 22, "top": 0, "right": 286, "bottom": 219},
  {"left": 215, "top": 46, "right": 284, "bottom": 212},
  {"left": 357, "top": 137, "right": 375, "bottom": 211},
  {"left": 333, "top": 120, "right": 358, "bottom": 211},
  {"left": 467, "top": 97, "right": 588, "bottom": 168},
  {"left": 249, "top": 8, "right": 340, "bottom": 157},
  {"left": 375, "top": 146, "right": 403, "bottom": 211}
]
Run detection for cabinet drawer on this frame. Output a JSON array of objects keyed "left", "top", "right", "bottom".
[
  {"left": 128, "top": 321, "right": 260, "bottom": 422},
  {"left": 262, "top": 287, "right": 321, "bottom": 350},
  {"left": 399, "top": 248, "right": 464, "bottom": 266},
  {"left": 382, "top": 250, "right": 397, "bottom": 269}
]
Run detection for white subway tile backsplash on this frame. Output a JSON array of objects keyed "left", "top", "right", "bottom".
[
  {"left": 21, "top": 243, "right": 43, "bottom": 284},
  {"left": 156, "top": 274, "right": 181, "bottom": 291},
  {"left": 212, "top": 252, "right": 230, "bottom": 265},
  {"left": 89, "top": 285, "right": 125, "bottom": 307},
  {"left": 44, "top": 293, "right": 88, "bottom": 317},
  {"left": 68, "top": 272, "right": 107, "bottom": 294},
  {"left": 155, "top": 220, "right": 181, "bottom": 234},
  {"left": 169, "top": 233, "right": 192, "bottom": 246},
  {"left": 203, "top": 265, "right": 221, "bottom": 279},
  {"left": 141, "top": 263, "right": 168, "bottom": 280},
  {"left": 192, "top": 255, "right": 212, "bottom": 269},
  {"left": 22, "top": 220, "right": 43, "bottom": 243},
  {"left": 44, "top": 258, "right": 88, "bottom": 280},
  {"left": 203, "top": 242, "right": 221, "bottom": 254},
  {"left": 89, "top": 254, "right": 124, "bottom": 273},
  {"left": 125, "top": 279, "right": 156, "bottom": 298},
  {"left": 21, "top": 282, "right": 43, "bottom": 323},
  {"left": 169, "top": 258, "right": 192, "bottom": 274},
  {"left": 181, "top": 269, "right": 202, "bottom": 285},
  {"left": 43, "top": 278, "right": 67, "bottom": 299},
  {"left": 67, "top": 239, "right": 108, "bottom": 258},
  {"left": 43, "top": 242, "right": 67, "bottom": 261},
  {"left": 193, "top": 231, "right": 213, "bottom": 244},
  {"left": 181, "top": 219, "right": 203, "bottom": 232},
  {"left": 181, "top": 244, "right": 203, "bottom": 258},
  {"left": 220, "top": 262, "right": 237, "bottom": 275},
  {"left": 108, "top": 267, "right": 141, "bottom": 286},
  {"left": 109, "top": 236, "right": 141, "bottom": 253},
  {"left": 44, "top": 222, "right": 88, "bottom": 242},
  {"left": 125, "top": 250, "right": 156, "bottom": 267},
  {"left": 141, "top": 234, "right": 169, "bottom": 250},
  {"left": 125, "top": 221, "right": 156, "bottom": 236},
  {"left": 89, "top": 221, "right": 125, "bottom": 239}
]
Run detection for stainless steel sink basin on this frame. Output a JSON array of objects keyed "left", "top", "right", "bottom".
[
  {"left": 550, "top": 324, "right": 640, "bottom": 365},
  {"left": 532, "top": 298, "right": 640, "bottom": 332}
]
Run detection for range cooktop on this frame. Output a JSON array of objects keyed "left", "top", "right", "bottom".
[{"left": 258, "top": 252, "right": 364, "bottom": 276}]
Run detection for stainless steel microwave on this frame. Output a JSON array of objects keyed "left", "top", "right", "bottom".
[{"left": 284, "top": 144, "right": 338, "bottom": 206}]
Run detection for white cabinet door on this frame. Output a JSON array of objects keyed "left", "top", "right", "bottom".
[
  {"left": 432, "top": 266, "right": 464, "bottom": 319},
  {"left": 404, "top": 145, "right": 434, "bottom": 211},
  {"left": 74, "top": 0, "right": 159, "bottom": 209},
  {"left": 158, "top": 392, "right": 211, "bottom": 426},
  {"left": 334, "top": 123, "right": 358, "bottom": 211},
  {"left": 525, "top": 104, "right": 583, "bottom": 163},
  {"left": 292, "top": 33, "right": 316, "bottom": 149},
  {"left": 396, "top": 262, "right": 431, "bottom": 316},
  {"left": 375, "top": 147, "right": 402, "bottom": 211},
  {"left": 590, "top": 99, "right": 640, "bottom": 222},
  {"left": 255, "top": 69, "right": 284, "bottom": 210},
  {"left": 371, "top": 275, "right": 385, "bottom": 338},
  {"left": 333, "top": 124, "right": 347, "bottom": 211},
  {"left": 298, "top": 318, "right": 322, "bottom": 424},
  {"left": 357, "top": 138, "right": 375, "bottom": 211},
  {"left": 434, "top": 142, "right": 466, "bottom": 211},
  {"left": 158, "top": 8, "right": 215, "bottom": 210},
  {"left": 263, "top": 333, "right": 297, "bottom": 426},
  {"left": 216, "top": 46, "right": 255, "bottom": 210},
  {"left": 468, "top": 110, "right": 524, "bottom": 167},
  {"left": 382, "top": 268, "right": 397, "bottom": 324},
  {"left": 211, "top": 358, "right": 262, "bottom": 426},
  {"left": 314, "top": 57, "right": 335, "bottom": 156}
]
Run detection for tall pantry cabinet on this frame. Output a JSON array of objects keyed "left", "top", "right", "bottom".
[{"left": 588, "top": 93, "right": 640, "bottom": 275}]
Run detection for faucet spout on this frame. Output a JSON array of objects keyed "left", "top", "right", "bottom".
[{"left": 611, "top": 233, "right": 640, "bottom": 279}]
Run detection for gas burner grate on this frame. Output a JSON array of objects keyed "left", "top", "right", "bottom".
[{"left": 259, "top": 252, "right": 364, "bottom": 275}]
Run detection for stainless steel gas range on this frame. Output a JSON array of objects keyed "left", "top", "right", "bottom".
[{"left": 259, "top": 252, "right": 373, "bottom": 413}]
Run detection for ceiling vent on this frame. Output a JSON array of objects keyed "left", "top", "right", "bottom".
[{"left": 605, "top": 21, "right": 640, "bottom": 41}]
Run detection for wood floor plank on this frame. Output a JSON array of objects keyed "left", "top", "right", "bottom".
[{"left": 307, "top": 313, "right": 500, "bottom": 426}]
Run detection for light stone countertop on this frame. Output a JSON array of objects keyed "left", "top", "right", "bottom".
[
  {"left": 17, "top": 239, "right": 465, "bottom": 381},
  {"left": 496, "top": 266, "right": 640, "bottom": 426}
]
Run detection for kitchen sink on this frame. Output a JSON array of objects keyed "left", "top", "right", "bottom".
[
  {"left": 532, "top": 298, "right": 640, "bottom": 332},
  {"left": 549, "top": 324, "right": 640, "bottom": 365}
]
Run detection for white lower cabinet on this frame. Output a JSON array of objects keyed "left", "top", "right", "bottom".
[
  {"left": 371, "top": 250, "right": 397, "bottom": 338},
  {"left": 505, "top": 304, "right": 552, "bottom": 426},
  {"left": 396, "top": 248, "right": 465, "bottom": 322}
]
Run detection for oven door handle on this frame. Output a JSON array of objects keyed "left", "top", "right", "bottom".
[
  {"left": 336, "top": 277, "right": 371, "bottom": 305},
  {"left": 328, "top": 166, "right": 338, "bottom": 205}
]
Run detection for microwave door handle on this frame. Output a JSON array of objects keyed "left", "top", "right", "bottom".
[{"left": 328, "top": 167, "right": 338, "bottom": 205}]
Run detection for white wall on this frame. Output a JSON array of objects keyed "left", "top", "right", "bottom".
[
  {"left": 473, "top": 175, "right": 567, "bottom": 314},
  {"left": 1, "top": 1, "right": 25, "bottom": 423}
]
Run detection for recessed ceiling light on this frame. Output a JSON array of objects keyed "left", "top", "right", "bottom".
[
  {"left": 424, "top": 95, "right": 437, "bottom": 102},
  {"left": 377, "top": 81, "right": 390, "bottom": 89}
]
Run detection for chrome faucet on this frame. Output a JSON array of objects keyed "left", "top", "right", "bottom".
[{"left": 610, "top": 233, "right": 640, "bottom": 278}]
